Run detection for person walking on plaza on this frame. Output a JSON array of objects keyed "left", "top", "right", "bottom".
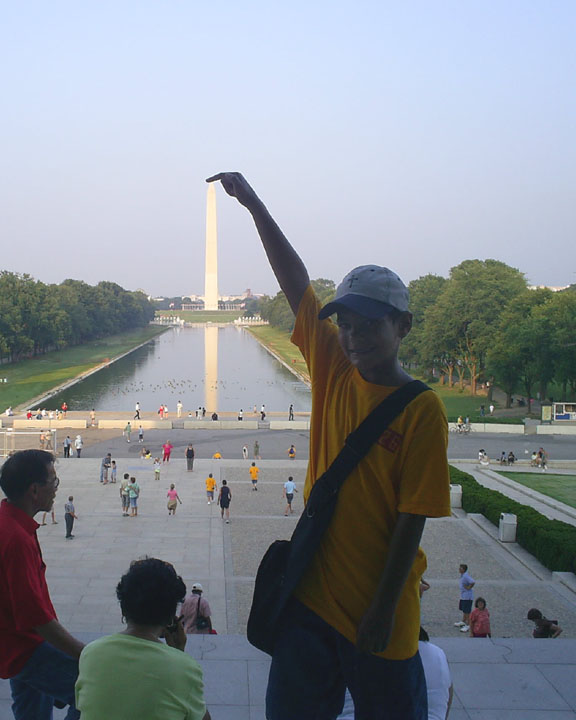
[
  {"left": 162, "top": 440, "right": 173, "bottom": 463},
  {"left": 288, "top": 403, "right": 294, "bottom": 421},
  {"left": 40, "top": 508, "right": 58, "bottom": 526},
  {"left": 100, "top": 453, "right": 112, "bottom": 484},
  {"left": 153, "top": 458, "right": 161, "bottom": 481},
  {"left": 124, "top": 422, "right": 132, "bottom": 443},
  {"left": 0, "top": 449, "right": 84, "bottom": 718},
  {"left": 238, "top": 408, "right": 243, "bottom": 421},
  {"left": 177, "top": 399, "right": 183, "bottom": 417},
  {"left": 242, "top": 445, "right": 248, "bottom": 460},
  {"left": 138, "top": 425, "right": 144, "bottom": 443},
  {"left": 469, "top": 597, "right": 491, "bottom": 638},
  {"left": 166, "top": 484, "right": 182, "bottom": 515},
  {"left": 134, "top": 402, "right": 140, "bottom": 420},
  {"left": 89, "top": 408, "right": 96, "bottom": 427},
  {"left": 208, "top": 172, "right": 451, "bottom": 720},
  {"left": 186, "top": 443, "right": 195, "bottom": 471},
  {"left": 283, "top": 476, "right": 297, "bottom": 515},
  {"left": 110, "top": 460, "right": 117, "bottom": 484},
  {"left": 205, "top": 473, "right": 217, "bottom": 504},
  {"left": 128, "top": 476, "right": 140, "bottom": 516},
  {"left": 249, "top": 462, "right": 259, "bottom": 491},
  {"left": 63, "top": 435, "right": 72, "bottom": 458},
  {"left": 253, "top": 440, "right": 261, "bottom": 459},
  {"left": 74, "top": 434, "right": 83, "bottom": 458},
  {"left": 61, "top": 401, "right": 68, "bottom": 417},
  {"left": 181, "top": 583, "right": 212, "bottom": 634},
  {"left": 64, "top": 496, "right": 78, "bottom": 539},
  {"left": 218, "top": 479, "right": 232, "bottom": 523},
  {"left": 120, "top": 472, "right": 130, "bottom": 516},
  {"left": 455, "top": 564, "right": 475, "bottom": 633}
]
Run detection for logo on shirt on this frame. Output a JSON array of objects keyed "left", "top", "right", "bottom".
[{"left": 377, "top": 429, "right": 403, "bottom": 453}]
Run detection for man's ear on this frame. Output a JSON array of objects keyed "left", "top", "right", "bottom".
[{"left": 397, "top": 312, "right": 413, "bottom": 338}]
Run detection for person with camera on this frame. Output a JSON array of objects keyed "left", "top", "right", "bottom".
[
  {"left": 181, "top": 583, "right": 213, "bottom": 634},
  {"left": 75, "top": 558, "right": 209, "bottom": 719}
]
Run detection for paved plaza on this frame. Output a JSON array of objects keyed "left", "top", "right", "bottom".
[{"left": 1, "top": 456, "right": 576, "bottom": 718}]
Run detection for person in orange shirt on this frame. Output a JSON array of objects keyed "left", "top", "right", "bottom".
[
  {"left": 248, "top": 462, "right": 259, "bottom": 491},
  {"left": 205, "top": 474, "right": 217, "bottom": 505},
  {"left": 208, "top": 172, "right": 451, "bottom": 720}
]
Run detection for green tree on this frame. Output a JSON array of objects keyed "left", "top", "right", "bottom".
[
  {"left": 400, "top": 274, "right": 447, "bottom": 372},
  {"left": 430, "top": 260, "right": 527, "bottom": 394}
]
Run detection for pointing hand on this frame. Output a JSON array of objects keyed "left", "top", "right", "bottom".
[{"left": 206, "top": 172, "right": 260, "bottom": 209}]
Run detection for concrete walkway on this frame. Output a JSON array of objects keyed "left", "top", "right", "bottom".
[{"left": 1, "top": 458, "right": 576, "bottom": 718}]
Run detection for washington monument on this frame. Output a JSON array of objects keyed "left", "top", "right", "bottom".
[{"left": 204, "top": 182, "right": 218, "bottom": 311}]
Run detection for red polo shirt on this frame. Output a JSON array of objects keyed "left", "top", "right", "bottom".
[{"left": 0, "top": 499, "right": 56, "bottom": 678}]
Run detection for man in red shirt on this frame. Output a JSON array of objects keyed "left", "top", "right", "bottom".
[{"left": 0, "top": 449, "right": 84, "bottom": 719}]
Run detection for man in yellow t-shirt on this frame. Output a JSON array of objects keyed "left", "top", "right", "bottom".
[
  {"left": 208, "top": 172, "right": 451, "bottom": 720},
  {"left": 205, "top": 474, "right": 217, "bottom": 505},
  {"left": 249, "top": 462, "right": 259, "bottom": 491}
]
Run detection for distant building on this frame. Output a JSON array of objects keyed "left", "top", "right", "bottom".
[{"left": 528, "top": 285, "right": 569, "bottom": 292}]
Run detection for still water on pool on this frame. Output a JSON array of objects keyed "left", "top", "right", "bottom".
[{"left": 49, "top": 326, "right": 311, "bottom": 413}]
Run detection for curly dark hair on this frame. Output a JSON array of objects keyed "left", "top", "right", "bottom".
[
  {"left": 116, "top": 558, "right": 186, "bottom": 626},
  {"left": 0, "top": 449, "right": 55, "bottom": 501}
]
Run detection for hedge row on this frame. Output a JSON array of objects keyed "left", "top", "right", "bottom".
[{"left": 449, "top": 466, "right": 576, "bottom": 574}]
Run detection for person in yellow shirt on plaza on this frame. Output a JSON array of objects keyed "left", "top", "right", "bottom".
[
  {"left": 212, "top": 451, "right": 222, "bottom": 460},
  {"left": 248, "top": 462, "right": 260, "bottom": 491},
  {"left": 205, "top": 474, "right": 217, "bottom": 505},
  {"left": 208, "top": 172, "right": 451, "bottom": 720}
]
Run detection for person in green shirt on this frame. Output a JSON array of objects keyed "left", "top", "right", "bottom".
[
  {"left": 128, "top": 477, "right": 140, "bottom": 517},
  {"left": 76, "top": 558, "right": 209, "bottom": 719}
]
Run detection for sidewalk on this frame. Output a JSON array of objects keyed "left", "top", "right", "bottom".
[{"left": 1, "top": 458, "right": 575, "bottom": 718}]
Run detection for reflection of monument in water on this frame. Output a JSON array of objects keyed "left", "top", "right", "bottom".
[
  {"left": 204, "top": 325, "right": 218, "bottom": 412},
  {"left": 204, "top": 185, "right": 219, "bottom": 410}
]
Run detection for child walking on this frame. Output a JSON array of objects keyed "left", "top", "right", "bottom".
[
  {"left": 469, "top": 597, "right": 491, "bottom": 638},
  {"left": 110, "top": 460, "right": 117, "bottom": 484},
  {"left": 166, "top": 484, "right": 182, "bottom": 515},
  {"left": 153, "top": 458, "right": 161, "bottom": 481}
]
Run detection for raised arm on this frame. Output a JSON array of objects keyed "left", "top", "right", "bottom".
[{"left": 206, "top": 173, "right": 310, "bottom": 314}]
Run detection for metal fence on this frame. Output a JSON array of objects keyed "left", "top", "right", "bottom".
[{"left": 0, "top": 430, "right": 58, "bottom": 458}]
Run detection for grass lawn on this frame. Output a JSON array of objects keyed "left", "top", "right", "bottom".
[
  {"left": 245, "top": 326, "right": 310, "bottom": 383},
  {"left": 428, "top": 384, "right": 523, "bottom": 424},
  {"left": 497, "top": 471, "right": 576, "bottom": 509},
  {"left": 0, "top": 326, "right": 166, "bottom": 409},
  {"left": 155, "top": 310, "right": 241, "bottom": 323}
]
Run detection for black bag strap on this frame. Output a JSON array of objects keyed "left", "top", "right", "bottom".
[{"left": 305, "top": 380, "right": 429, "bottom": 512}]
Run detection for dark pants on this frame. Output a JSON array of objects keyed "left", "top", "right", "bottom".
[
  {"left": 65, "top": 514, "right": 74, "bottom": 537},
  {"left": 266, "top": 599, "right": 427, "bottom": 720},
  {"left": 9, "top": 641, "right": 80, "bottom": 719},
  {"left": 63, "top": 446, "right": 70, "bottom": 458},
  {"left": 187, "top": 458, "right": 194, "bottom": 471}
]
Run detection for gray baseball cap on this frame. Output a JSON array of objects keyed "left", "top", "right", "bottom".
[{"left": 318, "top": 265, "right": 409, "bottom": 320}]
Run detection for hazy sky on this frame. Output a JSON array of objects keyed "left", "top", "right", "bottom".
[{"left": 2, "top": 1, "right": 575, "bottom": 297}]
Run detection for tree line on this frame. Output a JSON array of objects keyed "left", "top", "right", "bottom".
[
  {"left": 259, "top": 262, "right": 576, "bottom": 410},
  {"left": 0, "top": 271, "right": 155, "bottom": 363}
]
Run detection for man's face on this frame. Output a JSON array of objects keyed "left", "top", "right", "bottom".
[
  {"left": 336, "top": 308, "right": 411, "bottom": 381},
  {"left": 34, "top": 463, "right": 59, "bottom": 512},
  {"left": 459, "top": 565, "right": 466, "bottom": 575}
]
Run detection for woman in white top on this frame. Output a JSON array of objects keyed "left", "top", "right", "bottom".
[{"left": 338, "top": 627, "right": 453, "bottom": 720}]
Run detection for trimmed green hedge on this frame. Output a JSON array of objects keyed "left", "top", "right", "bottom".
[{"left": 450, "top": 466, "right": 576, "bottom": 573}]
